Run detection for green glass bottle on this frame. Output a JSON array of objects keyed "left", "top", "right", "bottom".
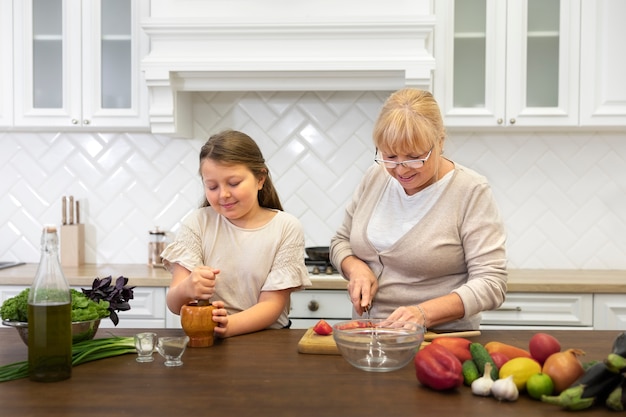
[{"left": 27, "top": 225, "right": 72, "bottom": 382}]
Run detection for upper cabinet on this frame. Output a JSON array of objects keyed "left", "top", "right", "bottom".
[
  {"left": 434, "top": 0, "right": 580, "bottom": 127},
  {"left": 11, "top": 0, "right": 149, "bottom": 130},
  {"left": 0, "top": 0, "right": 12, "bottom": 128},
  {"left": 579, "top": 0, "right": 626, "bottom": 126}
]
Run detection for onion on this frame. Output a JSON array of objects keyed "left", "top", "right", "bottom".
[{"left": 541, "top": 348, "right": 585, "bottom": 394}]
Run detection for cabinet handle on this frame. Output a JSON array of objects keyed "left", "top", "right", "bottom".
[
  {"left": 307, "top": 300, "right": 319, "bottom": 312},
  {"left": 497, "top": 118, "right": 503, "bottom": 125},
  {"left": 509, "top": 118, "right": 516, "bottom": 125},
  {"left": 496, "top": 306, "right": 522, "bottom": 312},
  {"left": 71, "top": 119, "right": 79, "bottom": 125},
  {"left": 83, "top": 119, "right": 90, "bottom": 125}
]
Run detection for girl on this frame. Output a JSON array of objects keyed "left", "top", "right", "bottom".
[{"left": 162, "top": 130, "right": 311, "bottom": 337}]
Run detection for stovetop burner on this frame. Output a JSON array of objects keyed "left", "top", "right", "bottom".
[{"left": 304, "top": 259, "right": 337, "bottom": 275}]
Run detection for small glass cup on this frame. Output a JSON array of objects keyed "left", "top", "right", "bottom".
[
  {"left": 156, "top": 335, "right": 190, "bottom": 367},
  {"left": 134, "top": 332, "right": 157, "bottom": 363}
]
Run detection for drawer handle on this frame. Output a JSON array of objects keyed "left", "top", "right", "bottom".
[
  {"left": 308, "top": 300, "right": 319, "bottom": 312},
  {"left": 496, "top": 306, "right": 522, "bottom": 312}
]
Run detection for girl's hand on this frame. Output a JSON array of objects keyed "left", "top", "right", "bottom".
[
  {"left": 186, "top": 266, "right": 220, "bottom": 301},
  {"left": 210, "top": 300, "right": 228, "bottom": 337}
]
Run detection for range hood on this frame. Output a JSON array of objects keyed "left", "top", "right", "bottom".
[{"left": 141, "top": 1, "right": 436, "bottom": 137}]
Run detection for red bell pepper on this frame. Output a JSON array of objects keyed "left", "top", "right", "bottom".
[{"left": 415, "top": 343, "right": 464, "bottom": 390}]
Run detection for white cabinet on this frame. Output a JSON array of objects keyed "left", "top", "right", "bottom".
[
  {"left": 11, "top": 0, "right": 149, "bottom": 130},
  {"left": 593, "top": 294, "right": 626, "bottom": 330},
  {"left": 434, "top": 0, "right": 580, "bottom": 127},
  {"left": 480, "top": 293, "right": 593, "bottom": 329},
  {"left": 289, "top": 290, "right": 353, "bottom": 329},
  {"left": 579, "top": 0, "right": 626, "bottom": 126},
  {"left": 0, "top": 0, "right": 11, "bottom": 127}
]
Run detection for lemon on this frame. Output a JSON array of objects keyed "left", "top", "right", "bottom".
[
  {"left": 498, "top": 357, "right": 542, "bottom": 390},
  {"left": 526, "top": 373, "right": 555, "bottom": 400}
]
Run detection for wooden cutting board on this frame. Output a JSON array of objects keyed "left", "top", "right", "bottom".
[{"left": 297, "top": 328, "right": 481, "bottom": 355}]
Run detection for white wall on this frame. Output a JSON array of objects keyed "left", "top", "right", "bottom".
[{"left": 1, "top": 91, "right": 625, "bottom": 269}]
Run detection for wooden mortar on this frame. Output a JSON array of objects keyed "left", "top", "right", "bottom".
[{"left": 180, "top": 301, "right": 217, "bottom": 347}]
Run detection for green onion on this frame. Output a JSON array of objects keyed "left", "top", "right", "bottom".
[{"left": 0, "top": 336, "right": 136, "bottom": 382}]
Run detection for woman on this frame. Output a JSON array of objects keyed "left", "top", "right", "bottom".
[
  {"left": 330, "top": 89, "right": 507, "bottom": 331},
  {"left": 162, "top": 130, "right": 311, "bottom": 337}
]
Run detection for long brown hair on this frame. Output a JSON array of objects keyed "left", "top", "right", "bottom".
[{"left": 198, "top": 130, "right": 283, "bottom": 211}]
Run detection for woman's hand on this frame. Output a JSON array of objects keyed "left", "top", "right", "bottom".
[
  {"left": 210, "top": 300, "right": 228, "bottom": 337},
  {"left": 342, "top": 256, "right": 378, "bottom": 316},
  {"left": 387, "top": 306, "right": 424, "bottom": 326}
]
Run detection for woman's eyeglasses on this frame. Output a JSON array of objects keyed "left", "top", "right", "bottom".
[{"left": 374, "top": 148, "right": 433, "bottom": 169}]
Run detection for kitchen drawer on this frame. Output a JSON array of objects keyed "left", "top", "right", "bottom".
[
  {"left": 289, "top": 290, "right": 352, "bottom": 320},
  {"left": 99, "top": 287, "right": 166, "bottom": 329},
  {"left": 480, "top": 293, "right": 593, "bottom": 328}
]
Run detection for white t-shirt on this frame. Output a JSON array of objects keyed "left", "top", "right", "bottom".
[{"left": 368, "top": 171, "right": 453, "bottom": 252}]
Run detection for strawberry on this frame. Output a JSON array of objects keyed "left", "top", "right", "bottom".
[{"left": 312, "top": 319, "right": 333, "bottom": 335}]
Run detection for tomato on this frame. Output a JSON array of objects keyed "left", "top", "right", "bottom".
[
  {"left": 312, "top": 319, "right": 333, "bottom": 335},
  {"left": 529, "top": 333, "right": 561, "bottom": 365},
  {"left": 335, "top": 320, "right": 369, "bottom": 330},
  {"left": 490, "top": 351, "right": 510, "bottom": 370}
]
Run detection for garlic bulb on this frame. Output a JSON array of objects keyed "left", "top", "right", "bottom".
[
  {"left": 491, "top": 375, "right": 519, "bottom": 401},
  {"left": 471, "top": 362, "right": 494, "bottom": 396}
]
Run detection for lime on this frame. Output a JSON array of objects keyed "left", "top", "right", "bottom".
[{"left": 526, "top": 373, "right": 554, "bottom": 400}]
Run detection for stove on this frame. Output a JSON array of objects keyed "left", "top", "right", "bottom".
[{"left": 304, "top": 259, "right": 337, "bottom": 275}]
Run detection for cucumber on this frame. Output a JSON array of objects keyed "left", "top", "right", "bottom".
[
  {"left": 462, "top": 359, "right": 479, "bottom": 386},
  {"left": 470, "top": 342, "right": 499, "bottom": 380}
]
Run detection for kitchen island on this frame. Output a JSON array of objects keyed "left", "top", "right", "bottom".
[{"left": 0, "top": 328, "right": 623, "bottom": 416}]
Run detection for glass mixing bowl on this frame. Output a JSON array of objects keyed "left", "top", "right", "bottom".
[{"left": 332, "top": 319, "right": 425, "bottom": 372}]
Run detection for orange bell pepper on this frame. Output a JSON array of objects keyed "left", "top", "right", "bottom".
[
  {"left": 484, "top": 341, "right": 532, "bottom": 359},
  {"left": 430, "top": 337, "right": 473, "bottom": 362}
]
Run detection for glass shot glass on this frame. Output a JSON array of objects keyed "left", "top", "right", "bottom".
[
  {"left": 156, "top": 335, "right": 190, "bottom": 367},
  {"left": 134, "top": 332, "right": 157, "bottom": 363}
]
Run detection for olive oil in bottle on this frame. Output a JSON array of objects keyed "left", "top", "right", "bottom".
[{"left": 27, "top": 225, "right": 72, "bottom": 382}]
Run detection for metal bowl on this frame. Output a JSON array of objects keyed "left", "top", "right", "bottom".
[
  {"left": 2, "top": 318, "right": 101, "bottom": 345},
  {"left": 332, "top": 319, "right": 424, "bottom": 372}
]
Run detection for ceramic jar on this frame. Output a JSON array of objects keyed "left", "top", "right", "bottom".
[{"left": 180, "top": 301, "right": 217, "bottom": 347}]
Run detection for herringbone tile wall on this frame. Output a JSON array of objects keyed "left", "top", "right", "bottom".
[{"left": 1, "top": 91, "right": 625, "bottom": 269}]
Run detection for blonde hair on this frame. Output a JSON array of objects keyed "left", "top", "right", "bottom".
[{"left": 373, "top": 89, "right": 446, "bottom": 157}]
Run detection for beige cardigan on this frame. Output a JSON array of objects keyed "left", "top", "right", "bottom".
[{"left": 330, "top": 163, "right": 508, "bottom": 330}]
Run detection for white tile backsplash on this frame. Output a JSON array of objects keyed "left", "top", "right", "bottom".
[{"left": 1, "top": 91, "right": 626, "bottom": 270}]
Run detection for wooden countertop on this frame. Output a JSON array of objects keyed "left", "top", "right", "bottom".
[
  {"left": 0, "top": 263, "right": 625, "bottom": 293},
  {"left": 0, "top": 328, "right": 623, "bottom": 416}
]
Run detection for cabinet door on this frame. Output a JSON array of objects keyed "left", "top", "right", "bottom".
[
  {"left": 81, "top": 0, "right": 149, "bottom": 129},
  {"left": 435, "top": 0, "right": 580, "bottom": 127},
  {"left": 579, "top": 0, "right": 626, "bottom": 126},
  {"left": 13, "top": 0, "right": 149, "bottom": 129},
  {"left": 594, "top": 294, "right": 626, "bottom": 330},
  {"left": 434, "top": 0, "right": 506, "bottom": 127},
  {"left": 0, "top": 0, "right": 12, "bottom": 127},
  {"left": 505, "top": 0, "right": 580, "bottom": 126}
]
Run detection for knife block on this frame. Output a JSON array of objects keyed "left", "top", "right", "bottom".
[{"left": 60, "top": 224, "right": 85, "bottom": 267}]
